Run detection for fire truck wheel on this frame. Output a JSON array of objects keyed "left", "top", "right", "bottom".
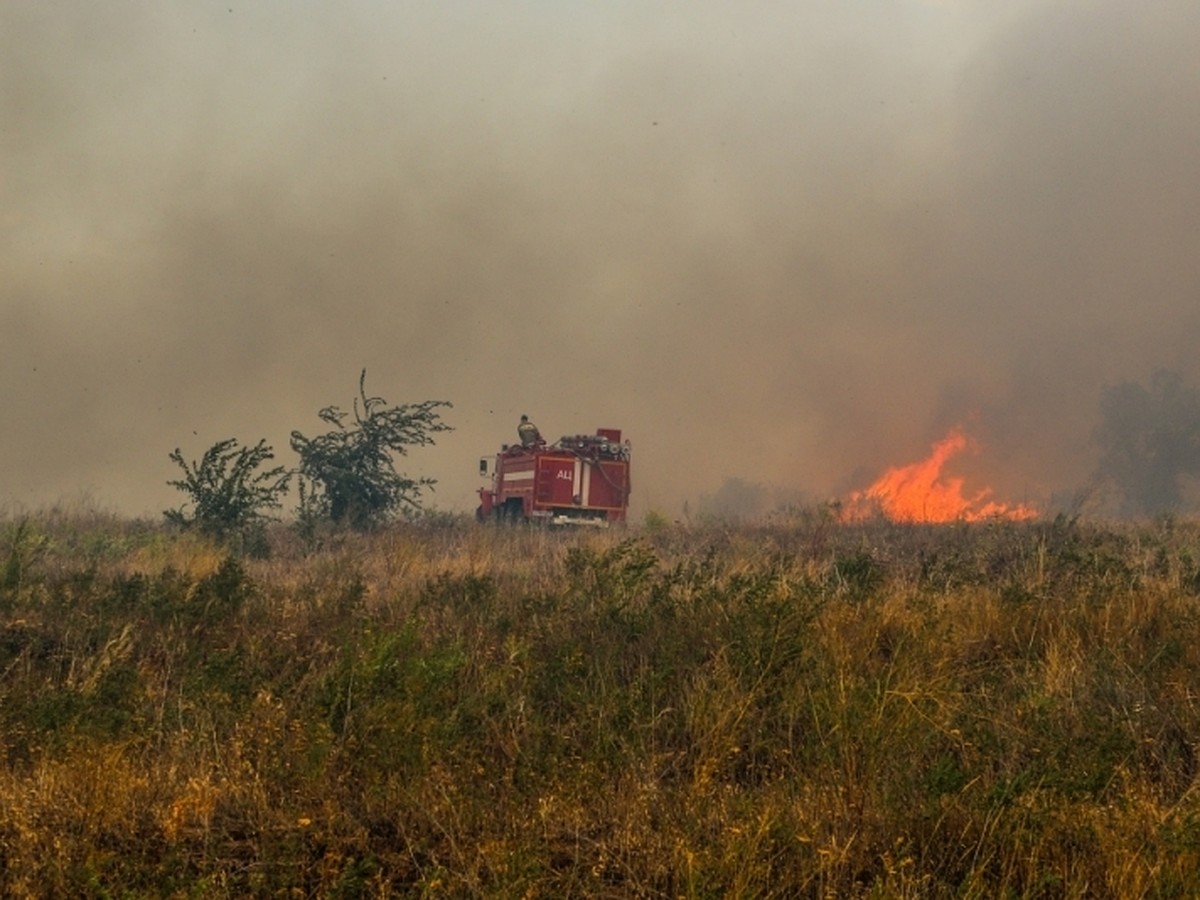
[
  {"left": 474, "top": 505, "right": 484, "bottom": 522},
  {"left": 502, "top": 498, "right": 525, "bottom": 523}
]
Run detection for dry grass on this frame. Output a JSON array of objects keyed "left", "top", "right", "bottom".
[{"left": 2, "top": 511, "right": 1200, "bottom": 896}]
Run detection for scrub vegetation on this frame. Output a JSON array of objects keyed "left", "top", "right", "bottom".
[
  {"left": 166, "top": 371, "right": 452, "bottom": 544},
  {"left": 3, "top": 506, "right": 1200, "bottom": 897}
]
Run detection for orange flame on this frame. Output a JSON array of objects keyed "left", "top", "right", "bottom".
[{"left": 843, "top": 427, "right": 1037, "bottom": 523}]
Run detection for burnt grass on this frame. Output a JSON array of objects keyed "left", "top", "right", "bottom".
[{"left": 2, "top": 511, "right": 1200, "bottom": 897}]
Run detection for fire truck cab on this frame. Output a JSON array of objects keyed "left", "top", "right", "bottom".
[{"left": 477, "top": 428, "right": 630, "bottom": 526}]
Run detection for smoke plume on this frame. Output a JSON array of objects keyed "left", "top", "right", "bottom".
[{"left": 3, "top": 1, "right": 1199, "bottom": 518}]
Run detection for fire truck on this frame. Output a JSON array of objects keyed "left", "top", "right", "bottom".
[{"left": 477, "top": 428, "right": 631, "bottom": 525}]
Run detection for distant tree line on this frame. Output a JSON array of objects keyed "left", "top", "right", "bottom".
[
  {"left": 1092, "top": 369, "right": 1200, "bottom": 517},
  {"left": 166, "top": 370, "right": 451, "bottom": 550}
]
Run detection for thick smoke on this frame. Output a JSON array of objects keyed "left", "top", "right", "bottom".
[{"left": 3, "top": 1, "right": 1199, "bottom": 518}]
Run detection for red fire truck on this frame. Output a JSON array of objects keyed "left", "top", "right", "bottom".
[{"left": 477, "top": 428, "right": 631, "bottom": 525}]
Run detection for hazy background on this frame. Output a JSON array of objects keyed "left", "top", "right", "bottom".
[{"left": 4, "top": 0, "right": 1199, "bottom": 519}]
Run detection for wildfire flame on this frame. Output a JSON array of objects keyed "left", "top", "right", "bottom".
[{"left": 843, "top": 427, "right": 1037, "bottom": 523}]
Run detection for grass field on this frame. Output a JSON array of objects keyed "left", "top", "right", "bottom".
[{"left": 2, "top": 508, "right": 1200, "bottom": 897}]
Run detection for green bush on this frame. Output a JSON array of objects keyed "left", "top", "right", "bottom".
[
  {"left": 290, "top": 370, "right": 451, "bottom": 530},
  {"left": 165, "top": 437, "right": 289, "bottom": 549}
]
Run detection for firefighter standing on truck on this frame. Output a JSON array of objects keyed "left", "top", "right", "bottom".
[{"left": 518, "top": 415, "right": 542, "bottom": 448}]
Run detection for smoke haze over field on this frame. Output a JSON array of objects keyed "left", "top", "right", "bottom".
[{"left": 4, "top": 1, "right": 1200, "bottom": 518}]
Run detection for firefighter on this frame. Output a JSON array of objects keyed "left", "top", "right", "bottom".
[{"left": 518, "top": 414, "right": 542, "bottom": 448}]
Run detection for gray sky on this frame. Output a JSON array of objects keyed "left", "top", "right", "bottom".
[{"left": 4, "top": 0, "right": 1199, "bottom": 518}]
